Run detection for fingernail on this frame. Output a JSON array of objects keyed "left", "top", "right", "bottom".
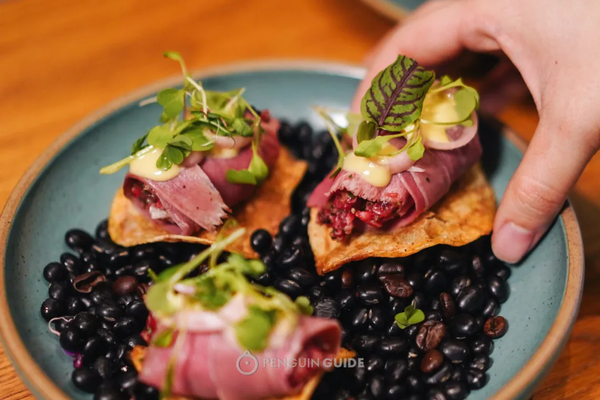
[{"left": 492, "top": 222, "right": 535, "bottom": 264}]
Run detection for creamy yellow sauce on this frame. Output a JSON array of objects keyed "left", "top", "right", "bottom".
[
  {"left": 420, "top": 91, "right": 460, "bottom": 143},
  {"left": 342, "top": 142, "right": 399, "bottom": 187},
  {"left": 130, "top": 147, "right": 181, "bottom": 181},
  {"left": 209, "top": 147, "right": 240, "bottom": 159}
]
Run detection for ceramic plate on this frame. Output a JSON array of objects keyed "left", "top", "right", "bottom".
[
  {"left": 362, "top": 0, "right": 426, "bottom": 20},
  {"left": 0, "top": 61, "right": 584, "bottom": 400}
]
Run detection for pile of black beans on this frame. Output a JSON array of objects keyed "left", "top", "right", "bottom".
[
  {"left": 39, "top": 120, "right": 510, "bottom": 400},
  {"left": 40, "top": 224, "right": 204, "bottom": 400}
]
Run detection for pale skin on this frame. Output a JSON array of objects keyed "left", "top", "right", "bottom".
[{"left": 352, "top": 0, "right": 600, "bottom": 263}]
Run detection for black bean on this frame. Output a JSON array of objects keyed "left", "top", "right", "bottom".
[
  {"left": 277, "top": 246, "right": 305, "bottom": 270},
  {"left": 481, "top": 297, "right": 499, "bottom": 318},
  {"left": 384, "top": 358, "right": 408, "bottom": 383},
  {"left": 368, "top": 308, "right": 387, "bottom": 332},
  {"left": 388, "top": 298, "right": 409, "bottom": 316},
  {"left": 132, "top": 259, "right": 159, "bottom": 282},
  {"left": 354, "top": 259, "right": 378, "bottom": 283},
  {"left": 335, "top": 290, "right": 355, "bottom": 311},
  {"left": 158, "top": 254, "right": 176, "bottom": 269},
  {"left": 425, "top": 387, "right": 446, "bottom": 400},
  {"left": 94, "top": 385, "right": 128, "bottom": 400},
  {"left": 271, "top": 234, "right": 288, "bottom": 253},
  {"left": 307, "top": 286, "right": 325, "bottom": 302},
  {"left": 378, "top": 337, "right": 410, "bottom": 357},
  {"left": 386, "top": 384, "right": 407, "bottom": 399},
  {"left": 313, "top": 297, "right": 341, "bottom": 319},
  {"left": 112, "top": 276, "right": 139, "bottom": 296},
  {"left": 469, "top": 334, "right": 493, "bottom": 355},
  {"left": 439, "top": 292, "right": 456, "bottom": 320},
  {"left": 286, "top": 268, "right": 314, "bottom": 288},
  {"left": 349, "top": 306, "right": 370, "bottom": 332},
  {"left": 60, "top": 326, "right": 85, "bottom": 352},
  {"left": 108, "top": 249, "right": 130, "bottom": 269},
  {"left": 486, "top": 276, "right": 509, "bottom": 303},
  {"left": 449, "top": 276, "right": 471, "bottom": 297},
  {"left": 341, "top": 269, "right": 354, "bottom": 289},
  {"left": 100, "top": 320, "right": 114, "bottom": 330},
  {"left": 117, "top": 370, "right": 139, "bottom": 394},
  {"left": 424, "top": 269, "right": 448, "bottom": 294},
  {"left": 421, "top": 349, "right": 444, "bottom": 373},
  {"left": 352, "top": 334, "right": 380, "bottom": 355},
  {"left": 443, "top": 381, "right": 469, "bottom": 400},
  {"left": 279, "top": 215, "right": 301, "bottom": 237},
  {"left": 72, "top": 367, "right": 101, "bottom": 393},
  {"left": 93, "top": 356, "right": 115, "bottom": 379},
  {"left": 40, "top": 298, "right": 64, "bottom": 321},
  {"left": 66, "top": 229, "right": 94, "bottom": 253},
  {"left": 44, "top": 262, "right": 67, "bottom": 283},
  {"left": 408, "top": 357, "right": 420, "bottom": 373},
  {"left": 94, "top": 219, "right": 110, "bottom": 240},
  {"left": 135, "top": 384, "right": 160, "bottom": 400},
  {"left": 82, "top": 336, "right": 106, "bottom": 365},
  {"left": 97, "top": 328, "right": 118, "bottom": 348},
  {"left": 66, "top": 297, "right": 85, "bottom": 315},
  {"left": 439, "top": 339, "right": 471, "bottom": 364},
  {"left": 333, "top": 388, "right": 352, "bottom": 400},
  {"left": 469, "top": 354, "right": 492, "bottom": 372},
  {"left": 91, "top": 239, "right": 119, "bottom": 261},
  {"left": 250, "top": 229, "right": 272, "bottom": 254},
  {"left": 425, "top": 310, "right": 444, "bottom": 322},
  {"left": 450, "top": 314, "right": 478, "bottom": 339},
  {"left": 413, "top": 292, "right": 427, "bottom": 310},
  {"left": 416, "top": 321, "right": 446, "bottom": 352},
  {"left": 125, "top": 334, "right": 147, "bottom": 349},
  {"left": 387, "top": 320, "right": 403, "bottom": 337},
  {"left": 484, "top": 316, "right": 508, "bottom": 338},
  {"left": 74, "top": 312, "right": 99, "bottom": 336},
  {"left": 405, "top": 324, "right": 419, "bottom": 341},
  {"left": 132, "top": 245, "right": 157, "bottom": 261},
  {"left": 470, "top": 255, "right": 486, "bottom": 278},
  {"left": 431, "top": 297, "right": 441, "bottom": 310},
  {"left": 357, "top": 283, "right": 384, "bottom": 305},
  {"left": 113, "top": 316, "right": 140, "bottom": 338},
  {"left": 49, "top": 281, "right": 71, "bottom": 300},
  {"left": 377, "top": 261, "right": 404, "bottom": 278},
  {"left": 117, "top": 294, "right": 137, "bottom": 308},
  {"left": 366, "top": 355, "right": 385, "bottom": 374},
  {"left": 91, "top": 284, "right": 114, "bottom": 305},
  {"left": 466, "top": 368, "right": 487, "bottom": 389},
  {"left": 492, "top": 263, "right": 512, "bottom": 281},
  {"left": 350, "top": 363, "right": 369, "bottom": 390},
  {"left": 126, "top": 300, "right": 149, "bottom": 323},
  {"left": 456, "top": 285, "right": 484, "bottom": 313},
  {"left": 405, "top": 374, "right": 424, "bottom": 394},
  {"left": 423, "top": 362, "right": 452, "bottom": 385},
  {"left": 368, "top": 374, "right": 385, "bottom": 399},
  {"left": 97, "top": 302, "right": 123, "bottom": 322},
  {"left": 405, "top": 273, "right": 424, "bottom": 291},
  {"left": 379, "top": 274, "right": 413, "bottom": 298}
]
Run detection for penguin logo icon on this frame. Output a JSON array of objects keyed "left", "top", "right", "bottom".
[{"left": 236, "top": 350, "right": 259, "bottom": 375}]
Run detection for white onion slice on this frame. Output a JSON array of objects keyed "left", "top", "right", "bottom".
[
  {"left": 182, "top": 151, "right": 205, "bottom": 168},
  {"left": 205, "top": 132, "right": 252, "bottom": 150},
  {"left": 422, "top": 112, "right": 478, "bottom": 150}
]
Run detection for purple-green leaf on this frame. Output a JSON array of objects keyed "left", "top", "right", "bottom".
[{"left": 361, "top": 55, "right": 435, "bottom": 132}]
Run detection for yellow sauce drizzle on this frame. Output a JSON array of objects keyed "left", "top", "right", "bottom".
[
  {"left": 420, "top": 91, "right": 460, "bottom": 143},
  {"left": 342, "top": 143, "right": 398, "bottom": 187},
  {"left": 130, "top": 147, "right": 181, "bottom": 181}
]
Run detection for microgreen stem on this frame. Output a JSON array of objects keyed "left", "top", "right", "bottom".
[
  {"left": 313, "top": 106, "right": 346, "bottom": 163},
  {"left": 224, "top": 88, "right": 246, "bottom": 113},
  {"left": 99, "top": 146, "right": 154, "bottom": 174},
  {"left": 139, "top": 96, "right": 158, "bottom": 107},
  {"left": 186, "top": 77, "right": 208, "bottom": 114}
]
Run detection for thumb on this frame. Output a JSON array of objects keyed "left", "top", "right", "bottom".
[{"left": 492, "top": 117, "right": 597, "bottom": 263}]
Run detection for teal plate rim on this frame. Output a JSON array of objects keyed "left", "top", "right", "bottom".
[
  {"left": 361, "top": 0, "right": 413, "bottom": 20},
  {"left": 0, "top": 60, "right": 584, "bottom": 400}
]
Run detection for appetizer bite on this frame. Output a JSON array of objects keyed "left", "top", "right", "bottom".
[
  {"left": 131, "top": 228, "right": 345, "bottom": 400},
  {"left": 102, "top": 53, "right": 307, "bottom": 257},
  {"left": 307, "top": 56, "right": 495, "bottom": 273}
]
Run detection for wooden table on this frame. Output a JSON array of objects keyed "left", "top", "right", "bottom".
[{"left": 0, "top": 0, "right": 598, "bottom": 398}]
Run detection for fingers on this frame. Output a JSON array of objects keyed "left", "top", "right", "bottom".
[
  {"left": 492, "top": 117, "right": 598, "bottom": 263},
  {"left": 352, "top": 0, "right": 500, "bottom": 112}
]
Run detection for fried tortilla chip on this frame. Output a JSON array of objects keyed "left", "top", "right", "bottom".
[
  {"left": 108, "top": 148, "right": 307, "bottom": 258},
  {"left": 309, "top": 164, "right": 496, "bottom": 274},
  {"left": 129, "top": 346, "right": 354, "bottom": 400}
]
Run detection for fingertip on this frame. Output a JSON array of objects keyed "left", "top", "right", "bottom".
[{"left": 491, "top": 221, "right": 536, "bottom": 264}]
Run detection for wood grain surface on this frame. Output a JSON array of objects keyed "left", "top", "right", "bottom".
[{"left": 0, "top": 0, "right": 598, "bottom": 399}]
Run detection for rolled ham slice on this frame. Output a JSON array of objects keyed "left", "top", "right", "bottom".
[
  {"left": 123, "top": 115, "right": 281, "bottom": 236},
  {"left": 307, "top": 120, "right": 482, "bottom": 237},
  {"left": 139, "top": 316, "right": 341, "bottom": 400},
  {"left": 124, "top": 165, "right": 229, "bottom": 235}
]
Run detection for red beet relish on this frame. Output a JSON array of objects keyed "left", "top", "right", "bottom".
[{"left": 317, "top": 190, "right": 403, "bottom": 240}]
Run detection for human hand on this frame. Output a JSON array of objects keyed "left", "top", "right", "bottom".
[{"left": 352, "top": 0, "right": 600, "bottom": 263}]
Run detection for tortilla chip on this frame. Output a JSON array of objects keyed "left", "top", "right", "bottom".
[
  {"left": 129, "top": 346, "right": 354, "bottom": 400},
  {"left": 309, "top": 164, "right": 496, "bottom": 274},
  {"left": 108, "top": 148, "right": 307, "bottom": 258}
]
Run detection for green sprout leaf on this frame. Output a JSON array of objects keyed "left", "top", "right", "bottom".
[
  {"left": 156, "top": 145, "right": 185, "bottom": 170},
  {"left": 130, "top": 134, "right": 148, "bottom": 155},
  {"left": 168, "top": 135, "right": 193, "bottom": 151},
  {"left": 230, "top": 117, "right": 254, "bottom": 137},
  {"left": 353, "top": 135, "right": 392, "bottom": 158},
  {"left": 248, "top": 143, "right": 268, "bottom": 183},
  {"left": 295, "top": 296, "right": 314, "bottom": 315},
  {"left": 157, "top": 88, "right": 185, "bottom": 118},
  {"left": 395, "top": 303, "right": 425, "bottom": 329},
  {"left": 147, "top": 125, "right": 173, "bottom": 149},
  {"left": 235, "top": 306, "right": 276, "bottom": 352},
  {"left": 361, "top": 55, "right": 435, "bottom": 132},
  {"left": 406, "top": 134, "right": 425, "bottom": 162},
  {"left": 163, "top": 51, "right": 188, "bottom": 77},
  {"left": 226, "top": 169, "right": 257, "bottom": 185},
  {"left": 356, "top": 120, "right": 376, "bottom": 144},
  {"left": 153, "top": 328, "right": 175, "bottom": 348},
  {"left": 180, "top": 126, "right": 214, "bottom": 151}
]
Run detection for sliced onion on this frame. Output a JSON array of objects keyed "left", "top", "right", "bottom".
[
  {"left": 385, "top": 150, "right": 416, "bottom": 175},
  {"left": 205, "top": 132, "right": 252, "bottom": 150},
  {"left": 422, "top": 112, "right": 478, "bottom": 150},
  {"left": 182, "top": 151, "right": 205, "bottom": 168}
]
